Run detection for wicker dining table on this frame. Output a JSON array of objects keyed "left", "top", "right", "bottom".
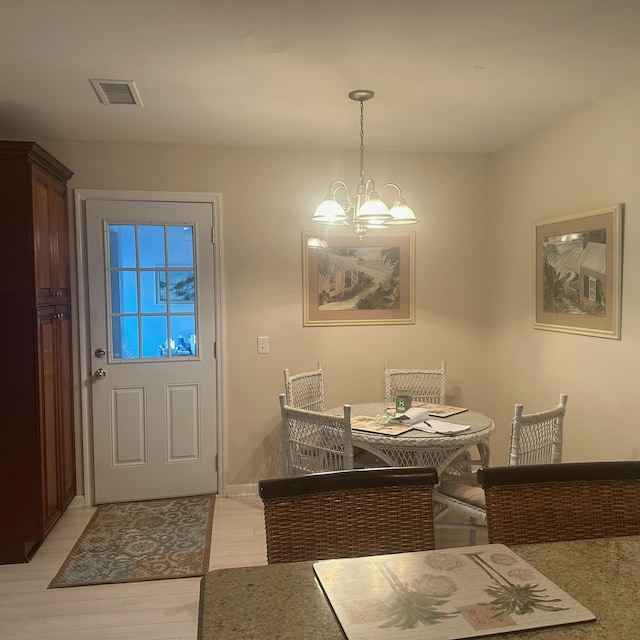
[{"left": 329, "top": 402, "right": 494, "bottom": 475}]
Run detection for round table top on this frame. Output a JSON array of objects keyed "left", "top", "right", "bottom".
[{"left": 330, "top": 402, "right": 494, "bottom": 446}]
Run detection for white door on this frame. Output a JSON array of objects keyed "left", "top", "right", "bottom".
[{"left": 86, "top": 198, "right": 217, "bottom": 503}]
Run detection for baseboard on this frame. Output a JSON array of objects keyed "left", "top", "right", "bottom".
[
  {"left": 224, "top": 483, "right": 258, "bottom": 497},
  {"left": 68, "top": 494, "right": 86, "bottom": 508}
]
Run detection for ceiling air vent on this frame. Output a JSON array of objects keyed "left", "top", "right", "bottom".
[{"left": 89, "top": 79, "right": 144, "bottom": 106}]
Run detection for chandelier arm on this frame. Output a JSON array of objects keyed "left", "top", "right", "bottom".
[
  {"left": 328, "top": 180, "right": 353, "bottom": 211},
  {"left": 364, "top": 177, "right": 376, "bottom": 194},
  {"left": 328, "top": 179, "right": 350, "bottom": 198},
  {"left": 378, "top": 182, "right": 403, "bottom": 199}
]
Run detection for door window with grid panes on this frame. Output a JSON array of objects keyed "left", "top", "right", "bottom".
[{"left": 107, "top": 224, "right": 198, "bottom": 360}]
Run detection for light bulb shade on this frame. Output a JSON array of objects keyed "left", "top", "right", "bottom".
[
  {"left": 386, "top": 200, "right": 418, "bottom": 225},
  {"left": 355, "top": 193, "right": 391, "bottom": 221},
  {"left": 312, "top": 197, "right": 348, "bottom": 225},
  {"left": 365, "top": 219, "right": 388, "bottom": 229}
]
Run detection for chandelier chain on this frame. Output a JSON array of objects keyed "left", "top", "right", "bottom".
[{"left": 359, "top": 99, "right": 365, "bottom": 185}]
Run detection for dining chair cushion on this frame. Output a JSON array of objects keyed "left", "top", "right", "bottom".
[{"left": 437, "top": 473, "right": 486, "bottom": 508}]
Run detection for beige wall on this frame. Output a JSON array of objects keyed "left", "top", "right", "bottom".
[
  {"left": 42, "top": 76, "right": 640, "bottom": 496},
  {"left": 41, "top": 141, "right": 490, "bottom": 493},
  {"left": 486, "top": 78, "right": 640, "bottom": 464}
]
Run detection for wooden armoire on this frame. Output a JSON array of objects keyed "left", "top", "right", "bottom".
[{"left": 0, "top": 141, "right": 76, "bottom": 563}]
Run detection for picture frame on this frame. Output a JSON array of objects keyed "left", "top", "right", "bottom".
[
  {"left": 155, "top": 270, "right": 195, "bottom": 304},
  {"left": 303, "top": 232, "right": 415, "bottom": 326},
  {"left": 534, "top": 204, "right": 623, "bottom": 339}
]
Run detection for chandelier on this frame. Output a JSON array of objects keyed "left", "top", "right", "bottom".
[{"left": 312, "top": 89, "right": 418, "bottom": 238}]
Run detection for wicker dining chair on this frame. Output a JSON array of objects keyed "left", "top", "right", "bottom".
[
  {"left": 384, "top": 361, "right": 446, "bottom": 406},
  {"left": 283, "top": 362, "right": 325, "bottom": 412},
  {"left": 279, "top": 394, "right": 354, "bottom": 476},
  {"left": 478, "top": 461, "right": 640, "bottom": 545},
  {"left": 259, "top": 466, "right": 439, "bottom": 563},
  {"left": 433, "top": 394, "right": 568, "bottom": 542}
]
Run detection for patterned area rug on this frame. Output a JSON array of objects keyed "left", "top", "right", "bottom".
[{"left": 48, "top": 494, "right": 215, "bottom": 588}]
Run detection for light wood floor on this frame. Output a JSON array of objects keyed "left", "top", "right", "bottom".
[{"left": 0, "top": 496, "right": 485, "bottom": 640}]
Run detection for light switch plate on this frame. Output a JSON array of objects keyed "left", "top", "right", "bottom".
[{"left": 257, "top": 336, "right": 269, "bottom": 354}]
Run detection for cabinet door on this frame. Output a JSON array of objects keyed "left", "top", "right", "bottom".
[
  {"left": 36, "top": 307, "right": 63, "bottom": 534},
  {"left": 32, "top": 168, "right": 70, "bottom": 304},
  {"left": 51, "top": 182, "right": 71, "bottom": 301},
  {"left": 56, "top": 306, "right": 76, "bottom": 507}
]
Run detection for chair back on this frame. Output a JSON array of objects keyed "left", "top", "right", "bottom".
[
  {"left": 280, "top": 394, "right": 353, "bottom": 475},
  {"left": 509, "top": 394, "right": 568, "bottom": 466},
  {"left": 433, "top": 393, "right": 569, "bottom": 545},
  {"left": 283, "top": 362, "right": 325, "bottom": 412},
  {"left": 259, "top": 467, "right": 439, "bottom": 563},
  {"left": 384, "top": 361, "right": 446, "bottom": 405},
  {"left": 478, "top": 461, "right": 640, "bottom": 545}
]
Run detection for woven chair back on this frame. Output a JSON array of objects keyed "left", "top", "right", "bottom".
[
  {"left": 509, "top": 394, "right": 568, "bottom": 466},
  {"left": 259, "top": 467, "right": 439, "bottom": 563},
  {"left": 283, "top": 362, "right": 325, "bottom": 413},
  {"left": 478, "top": 461, "right": 640, "bottom": 545},
  {"left": 384, "top": 361, "right": 446, "bottom": 405},
  {"left": 279, "top": 394, "right": 353, "bottom": 475}
]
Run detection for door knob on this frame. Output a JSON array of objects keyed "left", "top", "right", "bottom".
[{"left": 94, "top": 368, "right": 107, "bottom": 380}]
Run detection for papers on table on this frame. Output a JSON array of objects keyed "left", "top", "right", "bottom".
[
  {"left": 350, "top": 415, "right": 470, "bottom": 437},
  {"left": 391, "top": 408, "right": 471, "bottom": 435},
  {"left": 386, "top": 403, "right": 469, "bottom": 418},
  {"left": 391, "top": 407, "right": 431, "bottom": 425},
  {"left": 410, "top": 419, "right": 471, "bottom": 435}
]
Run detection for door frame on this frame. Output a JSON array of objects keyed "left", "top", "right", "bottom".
[{"left": 74, "top": 189, "right": 225, "bottom": 506}]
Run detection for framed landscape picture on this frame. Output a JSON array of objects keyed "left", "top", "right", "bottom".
[
  {"left": 534, "top": 204, "right": 623, "bottom": 339},
  {"left": 155, "top": 270, "right": 195, "bottom": 304},
  {"left": 303, "top": 232, "right": 415, "bottom": 326}
]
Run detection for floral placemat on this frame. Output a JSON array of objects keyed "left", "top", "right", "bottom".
[
  {"left": 351, "top": 415, "right": 414, "bottom": 436},
  {"left": 313, "top": 544, "right": 595, "bottom": 639}
]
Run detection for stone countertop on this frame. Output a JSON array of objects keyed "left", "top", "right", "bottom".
[
  {"left": 198, "top": 561, "right": 344, "bottom": 640},
  {"left": 198, "top": 535, "right": 640, "bottom": 639},
  {"left": 510, "top": 535, "right": 640, "bottom": 639}
]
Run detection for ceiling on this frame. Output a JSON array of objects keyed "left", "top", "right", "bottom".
[{"left": 3, "top": 0, "right": 640, "bottom": 153}]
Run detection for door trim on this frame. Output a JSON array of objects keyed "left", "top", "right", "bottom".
[{"left": 74, "top": 190, "right": 225, "bottom": 505}]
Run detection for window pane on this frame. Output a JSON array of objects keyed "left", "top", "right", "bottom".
[
  {"left": 111, "top": 316, "right": 139, "bottom": 359},
  {"left": 108, "top": 225, "right": 136, "bottom": 268},
  {"left": 140, "top": 270, "right": 166, "bottom": 313},
  {"left": 171, "top": 315, "right": 196, "bottom": 357},
  {"left": 142, "top": 315, "right": 169, "bottom": 358},
  {"left": 168, "top": 225, "right": 194, "bottom": 267},
  {"left": 110, "top": 270, "right": 138, "bottom": 313},
  {"left": 139, "top": 225, "right": 166, "bottom": 268}
]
